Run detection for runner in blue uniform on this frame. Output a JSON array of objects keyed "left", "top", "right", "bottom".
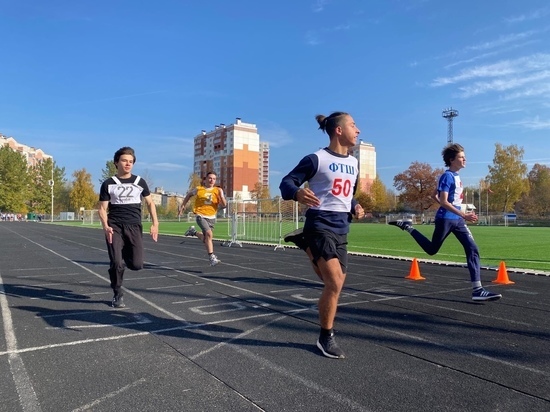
[
  {"left": 388, "top": 143, "right": 501, "bottom": 302},
  {"left": 280, "top": 112, "right": 364, "bottom": 359}
]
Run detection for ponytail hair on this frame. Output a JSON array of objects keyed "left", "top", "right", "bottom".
[{"left": 315, "top": 112, "right": 349, "bottom": 136}]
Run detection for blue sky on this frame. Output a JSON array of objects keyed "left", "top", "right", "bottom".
[{"left": 2, "top": 0, "right": 550, "bottom": 196}]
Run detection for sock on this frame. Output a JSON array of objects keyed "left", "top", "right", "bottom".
[
  {"left": 320, "top": 328, "right": 333, "bottom": 337},
  {"left": 472, "top": 281, "right": 482, "bottom": 291}
]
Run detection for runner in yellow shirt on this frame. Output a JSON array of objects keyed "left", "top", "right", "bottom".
[{"left": 178, "top": 171, "right": 227, "bottom": 266}]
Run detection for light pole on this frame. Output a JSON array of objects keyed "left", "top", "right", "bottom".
[
  {"left": 49, "top": 164, "right": 54, "bottom": 222},
  {"left": 486, "top": 185, "right": 489, "bottom": 219}
]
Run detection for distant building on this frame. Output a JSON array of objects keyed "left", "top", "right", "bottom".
[
  {"left": 0, "top": 134, "right": 52, "bottom": 167},
  {"left": 259, "top": 141, "right": 269, "bottom": 189},
  {"left": 193, "top": 118, "right": 268, "bottom": 200},
  {"left": 349, "top": 140, "right": 376, "bottom": 193}
]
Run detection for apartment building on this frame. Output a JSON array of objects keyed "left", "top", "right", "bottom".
[
  {"left": 193, "top": 118, "right": 268, "bottom": 200},
  {"left": 350, "top": 140, "right": 376, "bottom": 193},
  {"left": 1, "top": 134, "right": 52, "bottom": 167}
]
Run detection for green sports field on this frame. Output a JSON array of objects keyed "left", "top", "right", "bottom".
[{"left": 59, "top": 220, "right": 550, "bottom": 273}]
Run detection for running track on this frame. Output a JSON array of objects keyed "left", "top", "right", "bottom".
[{"left": 1, "top": 222, "right": 549, "bottom": 411}]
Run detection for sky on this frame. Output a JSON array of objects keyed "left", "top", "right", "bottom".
[{"left": 1, "top": 0, "right": 550, "bottom": 196}]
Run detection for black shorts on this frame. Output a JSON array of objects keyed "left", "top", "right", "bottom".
[{"left": 304, "top": 230, "right": 348, "bottom": 273}]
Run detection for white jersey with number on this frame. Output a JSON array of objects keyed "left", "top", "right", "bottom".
[
  {"left": 308, "top": 149, "right": 358, "bottom": 213},
  {"left": 109, "top": 176, "right": 144, "bottom": 205}
]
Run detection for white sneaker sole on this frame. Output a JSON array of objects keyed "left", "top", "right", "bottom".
[{"left": 316, "top": 340, "right": 345, "bottom": 359}]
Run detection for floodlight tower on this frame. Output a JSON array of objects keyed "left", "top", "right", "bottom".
[{"left": 442, "top": 107, "right": 459, "bottom": 145}]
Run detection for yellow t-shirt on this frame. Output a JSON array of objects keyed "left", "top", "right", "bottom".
[{"left": 193, "top": 186, "right": 223, "bottom": 218}]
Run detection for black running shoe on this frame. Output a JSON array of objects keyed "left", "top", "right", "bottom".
[
  {"left": 184, "top": 226, "right": 197, "bottom": 237},
  {"left": 388, "top": 220, "right": 413, "bottom": 231},
  {"left": 316, "top": 333, "right": 345, "bottom": 359},
  {"left": 283, "top": 228, "right": 308, "bottom": 250},
  {"left": 111, "top": 294, "right": 125, "bottom": 308}
]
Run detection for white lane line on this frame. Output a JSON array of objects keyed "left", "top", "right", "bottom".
[
  {"left": 17, "top": 272, "right": 81, "bottom": 278},
  {"left": 190, "top": 312, "right": 371, "bottom": 412},
  {"left": 45, "top": 316, "right": 152, "bottom": 330},
  {"left": 71, "top": 378, "right": 147, "bottom": 411},
  {"left": 172, "top": 297, "right": 219, "bottom": 305},
  {"left": 0, "top": 271, "right": 42, "bottom": 412},
  {"left": 0, "top": 311, "right": 281, "bottom": 356},
  {"left": 145, "top": 284, "right": 196, "bottom": 290},
  {"left": 0, "top": 332, "right": 150, "bottom": 356},
  {"left": 28, "top": 281, "right": 92, "bottom": 287}
]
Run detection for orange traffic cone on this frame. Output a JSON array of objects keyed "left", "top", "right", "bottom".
[
  {"left": 492, "top": 261, "right": 515, "bottom": 284},
  {"left": 406, "top": 258, "right": 425, "bottom": 280}
]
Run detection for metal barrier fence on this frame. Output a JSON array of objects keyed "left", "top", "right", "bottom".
[{"left": 224, "top": 198, "right": 300, "bottom": 249}]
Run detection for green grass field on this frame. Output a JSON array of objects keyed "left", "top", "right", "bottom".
[{"left": 57, "top": 220, "right": 550, "bottom": 272}]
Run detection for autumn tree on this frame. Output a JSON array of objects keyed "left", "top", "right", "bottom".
[
  {"left": 164, "top": 196, "right": 180, "bottom": 219},
  {"left": 178, "top": 172, "right": 202, "bottom": 214},
  {"left": 251, "top": 182, "right": 270, "bottom": 200},
  {"left": 0, "top": 145, "right": 32, "bottom": 213},
  {"left": 486, "top": 143, "right": 528, "bottom": 213},
  {"left": 69, "top": 169, "right": 97, "bottom": 213},
  {"left": 387, "top": 189, "right": 398, "bottom": 211},
  {"left": 393, "top": 161, "right": 443, "bottom": 212},
  {"left": 370, "top": 176, "right": 391, "bottom": 213},
  {"left": 515, "top": 164, "right": 550, "bottom": 217},
  {"left": 354, "top": 189, "right": 374, "bottom": 214},
  {"left": 187, "top": 172, "right": 202, "bottom": 190}
]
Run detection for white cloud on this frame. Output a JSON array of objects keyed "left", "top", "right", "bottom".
[
  {"left": 312, "top": 0, "right": 329, "bottom": 13},
  {"left": 431, "top": 53, "right": 550, "bottom": 101},
  {"left": 464, "top": 30, "right": 538, "bottom": 53},
  {"left": 512, "top": 116, "right": 550, "bottom": 130},
  {"left": 458, "top": 70, "right": 550, "bottom": 98},
  {"left": 504, "top": 7, "right": 550, "bottom": 24},
  {"left": 260, "top": 123, "right": 294, "bottom": 148},
  {"left": 305, "top": 30, "right": 321, "bottom": 46},
  {"left": 145, "top": 162, "right": 186, "bottom": 171}
]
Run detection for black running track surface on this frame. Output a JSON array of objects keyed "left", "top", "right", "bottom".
[{"left": 0, "top": 222, "right": 549, "bottom": 412}]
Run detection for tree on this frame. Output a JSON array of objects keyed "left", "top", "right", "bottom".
[
  {"left": 55, "top": 182, "right": 72, "bottom": 215},
  {"left": 251, "top": 182, "right": 270, "bottom": 200},
  {"left": 486, "top": 143, "right": 528, "bottom": 213},
  {"left": 0, "top": 145, "right": 32, "bottom": 213},
  {"left": 393, "top": 162, "right": 444, "bottom": 212},
  {"left": 178, "top": 173, "right": 203, "bottom": 214},
  {"left": 515, "top": 164, "right": 550, "bottom": 217},
  {"left": 164, "top": 196, "right": 180, "bottom": 219},
  {"left": 370, "top": 176, "right": 391, "bottom": 213},
  {"left": 52, "top": 164, "right": 68, "bottom": 215},
  {"left": 29, "top": 158, "right": 53, "bottom": 214},
  {"left": 69, "top": 169, "right": 98, "bottom": 214},
  {"left": 28, "top": 158, "right": 66, "bottom": 216},
  {"left": 99, "top": 160, "right": 117, "bottom": 184},
  {"left": 354, "top": 189, "right": 374, "bottom": 213}
]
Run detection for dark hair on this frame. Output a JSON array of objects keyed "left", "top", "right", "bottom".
[
  {"left": 205, "top": 171, "right": 217, "bottom": 177},
  {"left": 114, "top": 147, "right": 136, "bottom": 164},
  {"left": 442, "top": 143, "right": 464, "bottom": 167},
  {"left": 315, "top": 112, "right": 349, "bottom": 136}
]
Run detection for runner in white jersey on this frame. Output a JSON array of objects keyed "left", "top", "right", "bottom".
[
  {"left": 98, "top": 147, "right": 159, "bottom": 308},
  {"left": 280, "top": 112, "right": 364, "bottom": 359}
]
